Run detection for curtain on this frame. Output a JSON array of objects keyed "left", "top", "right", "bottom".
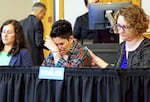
[{"left": 0, "top": 66, "right": 149, "bottom": 102}]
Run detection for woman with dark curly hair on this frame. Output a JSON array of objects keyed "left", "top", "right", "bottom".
[
  {"left": 88, "top": 4, "right": 150, "bottom": 68},
  {"left": 42, "top": 19, "right": 92, "bottom": 68},
  {"left": 0, "top": 19, "right": 33, "bottom": 66}
]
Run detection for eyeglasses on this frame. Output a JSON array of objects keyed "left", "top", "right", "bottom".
[{"left": 114, "top": 24, "right": 130, "bottom": 32}]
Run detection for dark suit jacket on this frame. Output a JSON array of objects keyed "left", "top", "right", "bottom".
[
  {"left": 73, "top": 12, "right": 96, "bottom": 43},
  {"left": 9, "top": 48, "right": 33, "bottom": 66},
  {"left": 20, "top": 15, "right": 45, "bottom": 66},
  {"left": 73, "top": 13, "right": 119, "bottom": 44}
]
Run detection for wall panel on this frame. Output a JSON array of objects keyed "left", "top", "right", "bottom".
[{"left": 40, "top": 0, "right": 54, "bottom": 57}]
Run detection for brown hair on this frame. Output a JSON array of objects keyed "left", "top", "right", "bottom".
[
  {"left": 0, "top": 19, "right": 27, "bottom": 56},
  {"left": 115, "top": 4, "right": 149, "bottom": 35}
]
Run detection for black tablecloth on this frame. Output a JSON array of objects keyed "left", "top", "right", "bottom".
[{"left": 0, "top": 66, "right": 150, "bottom": 102}]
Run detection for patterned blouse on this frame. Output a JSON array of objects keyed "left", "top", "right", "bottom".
[
  {"left": 41, "top": 41, "right": 92, "bottom": 68},
  {"left": 115, "top": 38, "right": 150, "bottom": 68}
]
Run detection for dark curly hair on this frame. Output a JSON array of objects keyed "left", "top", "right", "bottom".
[
  {"left": 0, "top": 19, "right": 27, "bottom": 56},
  {"left": 50, "top": 19, "right": 72, "bottom": 40}
]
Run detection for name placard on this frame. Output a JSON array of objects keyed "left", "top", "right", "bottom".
[{"left": 39, "top": 66, "right": 65, "bottom": 80}]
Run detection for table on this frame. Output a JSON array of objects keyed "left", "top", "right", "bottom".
[{"left": 0, "top": 66, "right": 150, "bottom": 102}]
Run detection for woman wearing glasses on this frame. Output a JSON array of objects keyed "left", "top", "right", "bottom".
[{"left": 88, "top": 4, "right": 150, "bottom": 68}]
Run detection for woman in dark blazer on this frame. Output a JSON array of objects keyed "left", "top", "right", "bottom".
[{"left": 0, "top": 19, "right": 33, "bottom": 66}]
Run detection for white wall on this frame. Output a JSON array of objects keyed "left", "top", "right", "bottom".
[
  {"left": 142, "top": 0, "right": 150, "bottom": 16},
  {"left": 0, "top": 0, "right": 33, "bottom": 25},
  {"left": 142, "top": 0, "right": 150, "bottom": 30},
  {"left": 64, "top": 0, "right": 88, "bottom": 27},
  {"left": 1, "top": 0, "right": 149, "bottom": 28}
]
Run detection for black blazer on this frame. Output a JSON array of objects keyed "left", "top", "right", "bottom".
[
  {"left": 9, "top": 48, "right": 33, "bottom": 66},
  {"left": 20, "top": 15, "right": 45, "bottom": 66},
  {"left": 73, "top": 13, "right": 96, "bottom": 43}
]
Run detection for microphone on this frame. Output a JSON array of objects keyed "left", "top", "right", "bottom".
[{"left": 105, "top": 10, "right": 118, "bottom": 34}]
